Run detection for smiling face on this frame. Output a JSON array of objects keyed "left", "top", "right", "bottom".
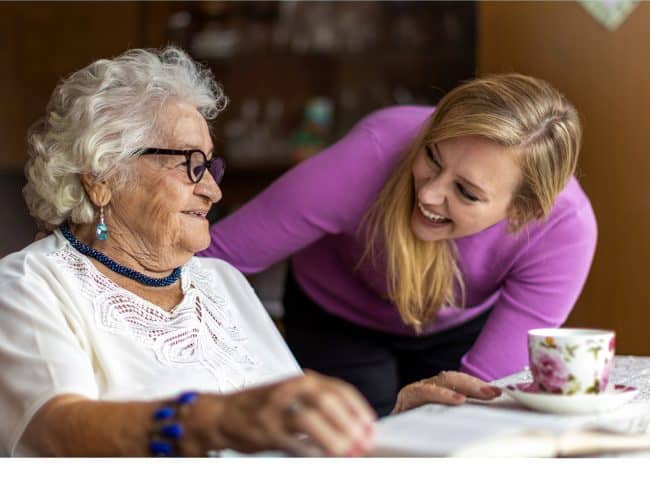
[
  {"left": 410, "top": 135, "right": 522, "bottom": 242},
  {"left": 106, "top": 101, "right": 222, "bottom": 270}
]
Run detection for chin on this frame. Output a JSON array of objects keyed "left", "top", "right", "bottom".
[
  {"left": 186, "top": 235, "right": 211, "bottom": 254},
  {"left": 411, "top": 225, "right": 441, "bottom": 243},
  {"left": 173, "top": 241, "right": 209, "bottom": 260},
  {"left": 179, "top": 221, "right": 211, "bottom": 249}
]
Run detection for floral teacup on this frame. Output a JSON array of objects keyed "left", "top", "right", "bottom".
[{"left": 528, "top": 328, "right": 615, "bottom": 395}]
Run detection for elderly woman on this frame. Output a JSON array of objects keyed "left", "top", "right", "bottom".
[{"left": 0, "top": 47, "right": 499, "bottom": 457}]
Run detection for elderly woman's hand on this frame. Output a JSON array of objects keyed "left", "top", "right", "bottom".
[
  {"left": 392, "top": 371, "right": 501, "bottom": 414},
  {"left": 184, "top": 370, "right": 376, "bottom": 457}
]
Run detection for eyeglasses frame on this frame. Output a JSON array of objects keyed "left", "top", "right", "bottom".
[{"left": 139, "top": 148, "right": 226, "bottom": 184}]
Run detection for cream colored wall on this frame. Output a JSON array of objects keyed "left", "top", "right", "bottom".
[{"left": 478, "top": 2, "right": 650, "bottom": 354}]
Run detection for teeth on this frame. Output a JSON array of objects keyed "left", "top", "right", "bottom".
[{"left": 418, "top": 202, "right": 449, "bottom": 223}]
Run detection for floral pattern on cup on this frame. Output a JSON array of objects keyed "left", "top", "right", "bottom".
[
  {"left": 528, "top": 328, "right": 615, "bottom": 396},
  {"left": 600, "top": 357, "right": 613, "bottom": 391},
  {"left": 529, "top": 349, "right": 571, "bottom": 393}
]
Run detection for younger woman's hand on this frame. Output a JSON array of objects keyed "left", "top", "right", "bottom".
[{"left": 392, "top": 370, "right": 501, "bottom": 414}]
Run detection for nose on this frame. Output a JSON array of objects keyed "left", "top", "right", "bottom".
[
  {"left": 418, "top": 174, "right": 448, "bottom": 207},
  {"left": 194, "top": 170, "right": 222, "bottom": 204}
]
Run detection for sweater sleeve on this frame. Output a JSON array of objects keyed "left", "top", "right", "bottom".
[
  {"left": 460, "top": 200, "right": 598, "bottom": 381},
  {"left": 199, "top": 122, "right": 387, "bottom": 274}
]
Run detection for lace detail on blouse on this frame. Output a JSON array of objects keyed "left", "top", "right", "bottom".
[{"left": 48, "top": 244, "right": 262, "bottom": 392}]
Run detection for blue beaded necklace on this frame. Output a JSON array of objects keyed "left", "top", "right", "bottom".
[{"left": 60, "top": 223, "right": 182, "bottom": 287}]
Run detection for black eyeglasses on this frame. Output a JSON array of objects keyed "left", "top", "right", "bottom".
[{"left": 139, "top": 148, "right": 226, "bottom": 184}]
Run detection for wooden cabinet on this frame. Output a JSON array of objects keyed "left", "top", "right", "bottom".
[
  {"left": 158, "top": 1, "right": 477, "bottom": 217},
  {"left": 0, "top": 1, "right": 477, "bottom": 270}
]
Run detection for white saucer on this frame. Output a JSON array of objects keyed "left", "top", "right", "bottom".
[{"left": 504, "top": 382, "right": 639, "bottom": 415}]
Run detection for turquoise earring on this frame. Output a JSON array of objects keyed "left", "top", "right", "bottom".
[{"left": 96, "top": 205, "right": 108, "bottom": 241}]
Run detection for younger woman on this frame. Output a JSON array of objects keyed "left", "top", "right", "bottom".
[{"left": 202, "top": 74, "right": 597, "bottom": 416}]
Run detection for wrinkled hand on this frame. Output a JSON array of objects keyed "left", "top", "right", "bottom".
[
  {"left": 392, "top": 370, "right": 501, "bottom": 414},
  {"left": 184, "top": 370, "right": 376, "bottom": 457}
]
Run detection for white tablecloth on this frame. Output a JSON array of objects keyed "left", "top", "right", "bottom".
[{"left": 491, "top": 355, "right": 650, "bottom": 443}]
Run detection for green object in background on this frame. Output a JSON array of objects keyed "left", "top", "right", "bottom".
[
  {"left": 304, "top": 97, "right": 334, "bottom": 127},
  {"left": 291, "top": 97, "right": 334, "bottom": 162},
  {"left": 579, "top": 0, "right": 638, "bottom": 31}
]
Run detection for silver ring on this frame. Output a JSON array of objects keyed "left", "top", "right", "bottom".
[{"left": 284, "top": 400, "right": 302, "bottom": 416}]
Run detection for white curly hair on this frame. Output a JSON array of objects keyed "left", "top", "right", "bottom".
[{"left": 23, "top": 46, "right": 228, "bottom": 230}]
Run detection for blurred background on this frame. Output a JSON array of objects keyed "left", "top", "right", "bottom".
[{"left": 0, "top": 1, "right": 648, "bottom": 356}]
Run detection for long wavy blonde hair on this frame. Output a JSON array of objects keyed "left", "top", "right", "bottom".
[{"left": 361, "top": 74, "right": 582, "bottom": 332}]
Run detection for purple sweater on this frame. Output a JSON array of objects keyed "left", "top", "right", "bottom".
[{"left": 201, "top": 106, "right": 598, "bottom": 380}]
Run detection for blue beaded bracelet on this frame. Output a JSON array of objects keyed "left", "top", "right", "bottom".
[{"left": 149, "top": 391, "right": 199, "bottom": 457}]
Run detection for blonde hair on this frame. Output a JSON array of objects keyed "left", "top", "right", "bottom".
[
  {"left": 23, "top": 47, "right": 227, "bottom": 230},
  {"left": 362, "top": 74, "right": 582, "bottom": 332}
]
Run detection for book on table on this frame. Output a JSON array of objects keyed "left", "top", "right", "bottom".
[{"left": 372, "top": 400, "right": 650, "bottom": 457}]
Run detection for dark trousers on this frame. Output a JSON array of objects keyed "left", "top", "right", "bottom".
[{"left": 282, "top": 270, "right": 490, "bottom": 417}]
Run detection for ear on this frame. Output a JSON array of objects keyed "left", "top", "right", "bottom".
[
  {"left": 80, "top": 173, "right": 112, "bottom": 208},
  {"left": 507, "top": 196, "right": 543, "bottom": 232},
  {"left": 507, "top": 205, "right": 524, "bottom": 232},
  {"left": 506, "top": 191, "right": 529, "bottom": 231}
]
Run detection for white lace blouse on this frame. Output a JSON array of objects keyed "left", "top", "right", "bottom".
[{"left": 0, "top": 230, "right": 301, "bottom": 456}]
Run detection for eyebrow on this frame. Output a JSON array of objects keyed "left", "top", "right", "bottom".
[
  {"left": 177, "top": 143, "right": 215, "bottom": 157},
  {"left": 432, "top": 144, "right": 489, "bottom": 200}
]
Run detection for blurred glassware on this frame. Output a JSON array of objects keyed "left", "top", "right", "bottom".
[
  {"left": 264, "top": 98, "right": 292, "bottom": 162},
  {"left": 167, "top": 10, "right": 193, "bottom": 48},
  {"left": 240, "top": 2, "right": 278, "bottom": 53},
  {"left": 285, "top": 2, "right": 339, "bottom": 54},
  {"left": 272, "top": 1, "right": 298, "bottom": 52},
  {"left": 190, "top": 1, "right": 239, "bottom": 59},
  {"left": 224, "top": 98, "right": 259, "bottom": 166},
  {"left": 224, "top": 97, "right": 292, "bottom": 167},
  {"left": 336, "top": 2, "right": 381, "bottom": 54},
  {"left": 391, "top": 12, "right": 427, "bottom": 50}
]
